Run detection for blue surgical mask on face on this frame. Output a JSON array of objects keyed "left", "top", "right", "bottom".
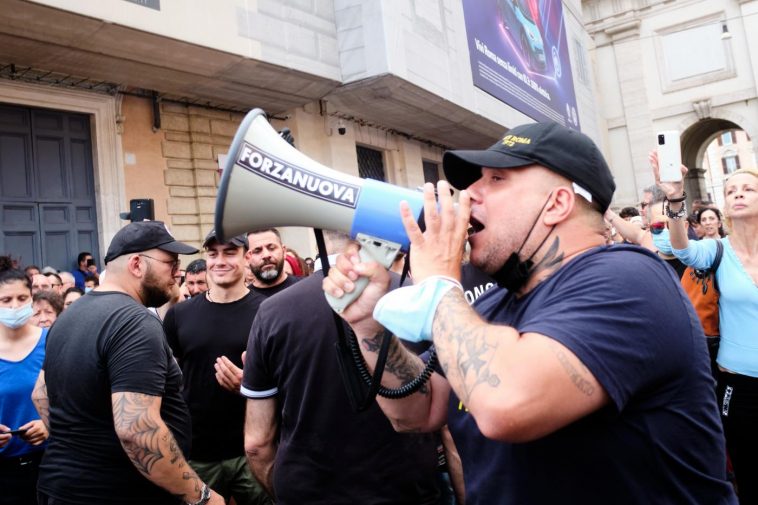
[
  {"left": 84, "top": 287, "right": 93, "bottom": 293},
  {"left": 0, "top": 303, "right": 34, "bottom": 329},
  {"left": 652, "top": 228, "right": 673, "bottom": 255}
]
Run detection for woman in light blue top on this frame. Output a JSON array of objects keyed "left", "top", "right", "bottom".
[{"left": 652, "top": 155, "right": 758, "bottom": 504}]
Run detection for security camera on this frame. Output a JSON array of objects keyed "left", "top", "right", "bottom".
[{"left": 337, "top": 120, "right": 346, "bottom": 136}]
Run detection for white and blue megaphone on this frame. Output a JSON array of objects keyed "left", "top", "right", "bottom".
[{"left": 214, "top": 109, "right": 425, "bottom": 312}]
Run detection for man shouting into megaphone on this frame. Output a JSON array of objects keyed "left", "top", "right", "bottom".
[{"left": 323, "top": 122, "right": 736, "bottom": 505}]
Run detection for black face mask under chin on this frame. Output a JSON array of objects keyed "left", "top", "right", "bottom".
[{"left": 492, "top": 195, "right": 554, "bottom": 293}]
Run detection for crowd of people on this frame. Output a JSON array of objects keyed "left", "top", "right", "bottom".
[{"left": 1, "top": 120, "right": 756, "bottom": 504}]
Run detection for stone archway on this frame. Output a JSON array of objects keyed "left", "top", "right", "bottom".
[
  {"left": 678, "top": 108, "right": 756, "bottom": 203},
  {"left": 680, "top": 118, "right": 741, "bottom": 201}
]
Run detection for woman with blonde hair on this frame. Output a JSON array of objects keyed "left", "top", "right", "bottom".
[{"left": 654, "top": 156, "right": 758, "bottom": 504}]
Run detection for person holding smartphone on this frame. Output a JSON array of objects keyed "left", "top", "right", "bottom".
[
  {"left": 0, "top": 255, "right": 49, "bottom": 505},
  {"left": 653, "top": 153, "right": 758, "bottom": 504},
  {"left": 71, "top": 251, "right": 98, "bottom": 290}
]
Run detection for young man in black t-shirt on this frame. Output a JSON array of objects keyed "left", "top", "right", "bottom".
[
  {"left": 164, "top": 230, "right": 271, "bottom": 505},
  {"left": 245, "top": 229, "right": 300, "bottom": 298},
  {"left": 34, "top": 221, "right": 224, "bottom": 505}
]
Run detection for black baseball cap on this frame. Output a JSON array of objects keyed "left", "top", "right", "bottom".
[
  {"left": 202, "top": 229, "right": 247, "bottom": 249},
  {"left": 104, "top": 221, "right": 198, "bottom": 264},
  {"left": 443, "top": 122, "right": 616, "bottom": 212}
]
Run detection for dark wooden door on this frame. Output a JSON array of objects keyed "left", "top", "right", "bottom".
[{"left": 0, "top": 104, "right": 99, "bottom": 272}]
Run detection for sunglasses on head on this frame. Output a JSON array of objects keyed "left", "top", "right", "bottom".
[{"left": 649, "top": 222, "right": 667, "bottom": 234}]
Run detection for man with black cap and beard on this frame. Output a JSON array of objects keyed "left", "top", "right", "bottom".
[
  {"left": 245, "top": 228, "right": 299, "bottom": 298},
  {"left": 323, "top": 123, "right": 737, "bottom": 504},
  {"left": 33, "top": 221, "right": 224, "bottom": 505}
]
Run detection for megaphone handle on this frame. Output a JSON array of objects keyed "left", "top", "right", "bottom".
[{"left": 325, "top": 235, "right": 402, "bottom": 314}]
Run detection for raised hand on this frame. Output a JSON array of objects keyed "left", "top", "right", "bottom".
[
  {"left": 400, "top": 181, "right": 471, "bottom": 284},
  {"left": 649, "top": 150, "right": 687, "bottom": 200}
]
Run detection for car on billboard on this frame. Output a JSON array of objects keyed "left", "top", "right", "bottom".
[{"left": 498, "top": 0, "right": 547, "bottom": 72}]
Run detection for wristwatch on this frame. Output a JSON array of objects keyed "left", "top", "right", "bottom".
[{"left": 185, "top": 484, "right": 211, "bottom": 505}]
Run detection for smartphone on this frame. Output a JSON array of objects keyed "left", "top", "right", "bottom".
[
  {"left": 86, "top": 258, "right": 96, "bottom": 268},
  {"left": 1, "top": 428, "right": 27, "bottom": 436},
  {"left": 657, "top": 130, "right": 683, "bottom": 182}
]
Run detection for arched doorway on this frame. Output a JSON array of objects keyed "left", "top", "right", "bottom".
[
  {"left": 681, "top": 118, "right": 741, "bottom": 203},
  {"left": 681, "top": 117, "right": 757, "bottom": 207}
]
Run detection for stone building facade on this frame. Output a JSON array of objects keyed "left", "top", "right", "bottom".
[
  {"left": 0, "top": 0, "right": 598, "bottom": 267},
  {"left": 583, "top": 0, "right": 758, "bottom": 208}
]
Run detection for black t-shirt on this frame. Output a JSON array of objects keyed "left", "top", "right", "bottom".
[
  {"left": 242, "top": 273, "right": 440, "bottom": 505},
  {"left": 447, "top": 245, "right": 736, "bottom": 505},
  {"left": 163, "top": 290, "right": 264, "bottom": 461},
  {"left": 248, "top": 274, "right": 300, "bottom": 298},
  {"left": 38, "top": 291, "right": 190, "bottom": 505}
]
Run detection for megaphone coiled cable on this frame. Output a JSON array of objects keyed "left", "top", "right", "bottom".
[{"left": 347, "top": 328, "right": 439, "bottom": 399}]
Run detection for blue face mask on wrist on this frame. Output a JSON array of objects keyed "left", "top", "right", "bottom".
[
  {"left": 373, "top": 276, "right": 462, "bottom": 343},
  {"left": 0, "top": 303, "right": 34, "bottom": 329},
  {"left": 651, "top": 228, "right": 673, "bottom": 255}
]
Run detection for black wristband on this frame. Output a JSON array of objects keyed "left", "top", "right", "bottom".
[{"left": 666, "top": 191, "right": 687, "bottom": 203}]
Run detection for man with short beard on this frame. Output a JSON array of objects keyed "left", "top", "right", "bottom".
[
  {"left": 245, "top": 229, "right": 299, "bottom": 298},
  {"left": 163, "top": 230, "right": 271, "bottom": 505},
  {"left": 184, "top": 259, "right": 208, "bottom": 298},
  {"left": 34, "top": 221, "right": 224, "bottom": 505}
]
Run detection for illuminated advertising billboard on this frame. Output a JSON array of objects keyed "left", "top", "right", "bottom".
[{"left": 463, "top": 0, "right": 580, "bottom": 129}]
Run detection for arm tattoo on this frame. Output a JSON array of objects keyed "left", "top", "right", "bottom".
[
  {"left": 112, "top": 392, "right": 203, "bottom": 501},
  {"left": 31, "top": 375, "right": 50, "bottom": 429},
  {"left": 550, "top": 342, "right": 595, "bottom": 396},
  {"left": 360, "top": 331, "right": 429, "bottom": 395},
  {"left": 112, "top": 393, "right": 164, "bottom": 476},
  {"left": 433, "top": 290, "right": 501, "bottom": 404}
]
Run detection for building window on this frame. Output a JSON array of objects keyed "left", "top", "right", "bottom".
[
  {"left": 422, "top": 160, "right": 440, "bottom": 185},
  {"left": 722, "top": 155, "right": 740, "bottom": 174},
  {"left": 356, "top": 146, "right": 386, "bottom": 181},
  {"left": 573, "top": 38, "right": 589, "bottom": 85},
  {"left": 718, "top": 131, "right": 735, "bottom": 146}
]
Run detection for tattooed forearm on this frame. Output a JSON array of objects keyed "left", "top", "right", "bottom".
[
  {"left": 433, "top": 289, "right": 502, "bottom": 404},
  {"left": 111, "top": 392, "right": 204, "bottom": 503},
  {"left": 112, "top": 393, "right": 163, "bottom": 475},
  {"left": 550, "top": 342, "right": 595, "bottom": 396},
  {"left": 360, "top": 331, "right": 429, "bottom": 395},
  {"left": 361, "top": 332, "right": 383, "bottom": 353},
  {"left": 31, "top": 372, "right": 50, "bottom": 429}
]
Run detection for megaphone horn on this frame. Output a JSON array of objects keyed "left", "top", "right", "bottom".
[{"left": 215, "top": 109, "right": 425, "bottom": 311}]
